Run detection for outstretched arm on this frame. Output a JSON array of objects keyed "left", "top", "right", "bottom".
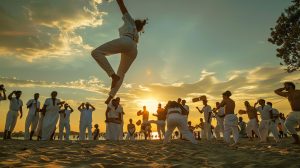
[
  {"left": 116, "top": 0, "right": 128, "bottom": 15},
  {"left": 2, "top": 89, "right": 6, "bottom": 100}
]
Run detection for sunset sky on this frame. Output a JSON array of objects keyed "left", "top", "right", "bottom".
[{"left": 0, "top": 0, "right": 299, "bottom": 132}]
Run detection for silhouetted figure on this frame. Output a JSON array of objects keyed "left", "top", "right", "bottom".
[
  {"left": 126, "top": 119, "right": 136, "bottom": 140},
  {"left": 58, "top": 103, "right": 74, "bottom": 140},
  {"left": 105, "top": 99, "right": 122, "bottom": 140},
  {"left": 196, "top": 97, "right": 212, "bottom": 141},
  {"left": 93, "top": 124, "right": 100, "bottom": 140},
  {"left": 24, "top": 93, "right": 40, "bottom": 140},
  {"left": 78, "top": 102, "right": 96, "bottom": 140}
]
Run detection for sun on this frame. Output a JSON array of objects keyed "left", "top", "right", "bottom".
[{"left": 136, "top": 98, "right": 160, "bottom": 113}]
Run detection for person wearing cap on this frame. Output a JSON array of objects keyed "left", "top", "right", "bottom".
[
  {"left": 58, "top": 103, "right": 74, "bottom": 140},
  {"left": 24, "top": 93, "right": 40, "bottom": 140},
  {"left": 4, "top": 90, "right": 23, "bottom": 139},
  {"left": 196, "top": 96, "right": 213, "bottom": 141},
  {"left": 78, "top": 102, "right": 96, "bottom": 140}
]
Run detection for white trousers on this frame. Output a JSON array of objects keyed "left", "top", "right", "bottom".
[
  {"left": 215, "top": 119, "right": 224, "bottom": 139},
  {"left": 149, "top": 120, "right": 166, "bottom": 139},
  {"left": 164, "top": 113, "right": 197, "bottom": 144},
  {"left": 246, "top": 119, "right": 260, "bottom": 138},
  {"left": 224, "top": 114, "right": 239, "bottom": 144},
  {"left": 259, "top": 120, "right": 280, "bottom": 142},
  {"left": 35, "top": 114, "right": 44, "bottom": 137},
  {"left": 41, "top": 112, "right": 59, "bottom": 140},
  {"left": 5, "top": 110, "right": 19, "bottom": 132},
  {"left": 59, "top": 122, "right": 70, "bottom": 140},
  {"left": 79, "top": 121, "right": 92, "bottom": 140},
  {"left": 285, "top": 111, "right": 300, "bottom": 135},
  {"left": 119, "top": 122, "right": 124, "bottom": 140},
  {"left": 24, "top": 113, "right": 39, "bottom": 140},
  {"left": 106, "top": 122, "right": 121, "bottom": 140},
  {"left": 91, "top": 36, "right": 137, "bottom": 97},
  {"left": 203, "top": 122, "right": 212, "bottom": 140}
]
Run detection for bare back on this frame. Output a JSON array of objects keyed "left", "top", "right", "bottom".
[
  {"left": 288, "top": 90, "right": 300, "bottom": 111},
  {"left": 222, "top": 98, "right": 235, "bottom": 115},
  {"left": 247, "top": 106, "right": 258, "bottom": 119}
]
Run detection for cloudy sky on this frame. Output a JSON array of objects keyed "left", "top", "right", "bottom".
[{"left": 0, "top": 0, "right": 299, "bottom": 132}]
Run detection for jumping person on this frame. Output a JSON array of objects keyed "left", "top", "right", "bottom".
[
  {"left": 213, "top": 102, "right": 225, "bottom": 139},
  {"left": 238, "top": 101, "right": 260, "bottom": 141},
  {"left": 58, "top": 103, "right": 74, "bottom": 140},
  {"left": 78, "top": 102, "right": 96, "bottom": 140},
  {"left": 41, "top": 91, "right": 65, "bottom": 140},
  {"left": 91, "top": 0, "right": 147, "bottom": 104},
  {"left": 105, "top": 99, "right": 122, "bottom": 140},
  {"left": 151, "top": 103, "right": 166, "bottom": 140},
  {"left": 213, "top": 91, "right": 239, "bottom": 146},
  {"left": 4, "top": 91, "right": 23, "bottom": 140},
  {"left": 126, "top": 119, "right": 136, "bottom": 140},
  {"left": 275, "top": 82, "right": 300, "bottom": 144},
  {"left": 24, "top": 93, "right": 40, "bottom": 140},
  {"left": 196, "top": 97, "right": 212, "bottom": 141}
]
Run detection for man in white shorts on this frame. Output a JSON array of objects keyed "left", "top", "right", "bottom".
[{"left": 78, "top": 102, "right": 96, "bottom": 140}]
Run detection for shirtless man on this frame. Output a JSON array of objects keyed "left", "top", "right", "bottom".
[
  {"left": 238, "top": 101, "right": 260, "bottom": 141},
  {"left": 213, "top": 91, "right": 239, "bottom": 145},
  {"left": 138, "top": 106, "right": 151, "bottom": 140},
  {"left": 275, "top": 82, "right": 300, "bottom": 144},
  {"left": 126, "top": 119, "right": 136, "bottom": 140},
  {"left": 152, "top": 103, "right": 166, "bottom": 140}
]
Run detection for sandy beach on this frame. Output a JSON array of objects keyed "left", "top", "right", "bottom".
[{"left": 1, "top": 139, "right": 300, "bottom": 168}]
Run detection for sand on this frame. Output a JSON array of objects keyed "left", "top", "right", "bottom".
[{"left": 0, "top": 139, "right": 300, "bottom": 168}]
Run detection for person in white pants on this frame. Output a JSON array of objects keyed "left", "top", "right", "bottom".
[
  {"left": 182, "top": 100, "right": 189, "bottom": 123},
  {"left": 213, "top": 102, "right": 225, "bottom": 139},
  {"left": 58, "top": 103, "right": 74, "bottom": 140},
  {"left": 164, "top": 101, "right": 198, "bottom": 144},
  {"left": 4, "top": 91, "right": 23, "bottom": 140},
  {"left": 196, "top": 98, "right": 212, "bottom": 141},
  {"left": 105, "top": 99, "right": 122, "bottom": 140},
  {"left": 238, "top": 101, "right": 260, "bottom": 141},
  {"left": 214, "top": 91, "right": 239, "bottom": 145},
  {"left": 78, "top": 102, "right": 96, "bottom": 140},
  {"left": 275, "top": 82, "right": 300, "bottom": 144},
  {"left": 115, "top": 97, "right": 124, "bottom": 140},
  {"left": 24, "top": 93, "right": 40, "bottom": 140},
  {"left": 41, "top": 91, "right": 65, "bottom": 140},
  {"left": 254, "top": 99, "right": 280, "bottom": 143},
  {"left": 91, "top": 0, "right": 147, "bottom": 104},
  {"left": 126, "top": 119, "right": 136, "bottom": 140},
  {"left": 151, "top": 103, "right": 166, "bottom": 140}
]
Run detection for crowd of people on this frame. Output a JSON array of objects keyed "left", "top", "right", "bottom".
[{"left": 0, "top": 82, "right": 299, "bottom": 146}]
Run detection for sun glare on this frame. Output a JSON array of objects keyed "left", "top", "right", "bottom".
[{"left": 136, "top": 98, "right": 160, "bottom": 113}]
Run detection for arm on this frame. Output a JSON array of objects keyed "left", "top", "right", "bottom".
[
  {"left": 78, "top": 103, "right": 84, "bottom": 111},
  {"left": 19, "top": 106, "right": 23, "bottom": 119},
  {"left": 69, "top": 106, "right": 74, "bottom": 113},
  {"left": 238, "top": 110, "right": 247, "bottom": 115},
  {"left": 274, "top": 88, "right": 289, "bottom": 98},
  {"left": 89, "top": 104, "right": 96, "bottom": 111},
  {"left": 8, "top": 91, "right": 15, "bottom": 100},
  {"left": 57, "top": 101, "right": 65, "bottom": 106},
  {"left": 116, "top": 0, "right": 128, "bottom": 15},
  {"left": 2, "top": 89, "right": 6, "bottom": 100},
  {"left": 196, "top": 107, "right": 203, "bottom": 113},
  {"left": 254, "top": 102, "right": 259, "bottom": 108}
]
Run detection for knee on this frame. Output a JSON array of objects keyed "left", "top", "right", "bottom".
[{"left": 91, "top": 49, "right": 97, "bottom": 58}]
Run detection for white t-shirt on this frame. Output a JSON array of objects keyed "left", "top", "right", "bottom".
[
  {"left": 119, "top": 13, "right": 139, "bottom": 43},
  {"left": 44, "top": 98, "right": 61, "bottom": 113},
  {"left": 80, "top": 108, "right": 94, "bottom": 122},
  {"left": 9, "top": 97, "right": 23, "bottom": 112},
  {"left": 107, "top": 104, "right": 122, "bottom": 119},
  {"left": 183, "top": 105, "right": 189, "bottom": 115},
  {"left": 202, "top": 105, "right": 212, "bottom": 123},
  {"left": 60, "top": 109, "right": 71, "bottom": 123},
  {"left": 26, "top": 99, "right": 40, "bottom": 116},
  {"left": 256, "top": 105, "right": 272, "bottom": 120}
]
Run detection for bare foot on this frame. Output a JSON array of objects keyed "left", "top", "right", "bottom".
[
  {"left": 111, "top": 74, "right": 120, "bottom": 89},
  {"left": 105, "top": 95, "right": 113, "bottom": 104}
]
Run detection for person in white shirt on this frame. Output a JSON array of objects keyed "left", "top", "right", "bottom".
[
  {"left": 105, "top": 99, "right": 122, "bottom": 140},
  {"left": 0, "top": 84, "right": 7, "bottom": 102},
  {"left": 150, "top": 103, "right": 167, "bottom": 140},
  {"left": 254, "top": 99, "right": 280, "bottom": 143},
  {"left": 41, "top": 91, "right": 65, "bottom": 140},
  {"left": 115, "top": 97, "right": 125, "bottom": 140},
  {"left": 267, "top": 102, "right": 281, "bottom": 141},
  {"left": 24, "top": 93, "right": 40, "bottom": 140},
  {"left": 164, "top": 101, "right": 197, "bottom": 144},
  {"left": 213, "top": 102, "right": 225, "bottom": 139},
  {"left": 126, "top": 119, "right": 136, "bottom": 140},
  {"left": 91, "top": 0, "right": 147, "bottom": 104},
  {"left": 78, "top": 102, "right": 96, "bottom": 140},
  {"left": 58, "top": 103, "right": 74, "bottom": 140},
  {"left": 196, "top": 98, "right": 212, "bottom": 141},
  {"left": 4, "top": 91, "right": 23, "bottom": 140}
]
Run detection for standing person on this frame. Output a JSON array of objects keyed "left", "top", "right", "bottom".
[
  {"left": 197, "top": 118, "right": 205, "bottom": 139},
  {"left": 196, "top": 98, "right": 212, "bottom": 141},
  {"left": 151, "top": 103, "right": 166, "bottom": 140},
  {"left": 267, "top": 102, "right": 281, "bottom": 140},
  {"left": 254, "top": 99, "right": 280, "bottom": 143},
  {"left": 58, "top": 103, "right": 74, "bottom": 140},
  {"left": 24, "top": 93, "right": 40, "bottom": 140},
  {"left": 163, "top": 101, "right": 197, "bottom": 144},
  {"left": 126, "top": 119, "right": 136, "bottom": 140},
  {"left": 275, "top": 82, "right": 300, "bottom": 144},
  {"left": 0, "top": 84, "right": 7, "bottom": 102},
  {"left": 137, "top": 106, "right": 151, "bottom": 140},
  {"left": 115, "top": 97, "right": 125, "bottom": 140},
  {"left": 105, "top": 99, "right": 122, "bottom": 140},
  {"left": 238, "top": 117, "right": 247, "bottom": 138},
  {"left": 278, "top": 113, "right": 288, "bottom": 138},
  {"left": 91, "top": 0, "right": 147, "bottom": 104},
  {"left": 213, "top": 91, "right": 239, "bottom": 146},
  {"left": 78, "top": 102, "right": 96, "bottom": 140},
  {"left": 4, "top": 91, "right": 23, "bottom": 140},
  {"left": 213, "top": 102, "right": 225, "bottom": 139},
  {"left": 238, "top": 101, "right": 260, "bottom": 141},
  {"left": 93, "top": 124, "right": 100, "bottom": 140},
  {"left": 41, "top": 91, "right": 65, "bottom": 140}
]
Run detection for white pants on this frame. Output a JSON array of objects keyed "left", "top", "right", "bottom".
[
  {"left": 24, "top": 113, "right": 39, "bottom": 140},
  {"left": 246, "top": 119, "right": 260, "bottom": 138},
  {"left": 119, "top": 122, "right": 124, "bottom": 140},
  {"left": 91, "top": 36, "right": 137, "bottom": 97},
  {"left": 35, "top": 114, "right": 44, "bottom": 137},
  {"left": 42, "top": 112, "right": 59, "bottom": 140},
  {"left": 106, "top": 122, "right": 121, "bottom": 140},
  {"left": 149, "top": 120, "right": 166, "bottom": 139},
  {"left": 259, "top": 120, "right": 280, "bottom": 142},
  {"left": 5, "top": 110, "right": 19, "bottom": 132},
  {"left": 203, "top": 122, "right": 212, "bottom": 140},
  {"left": 224, "top": 114, "right": 239, "bottom": 144},
  {"left": 285, "top": 111, "right": 300, "bottom": 135},
  {"left": 79, "top": 121, "right": 92, "bottom": 140},
  {"left": 215, "top": 119, "right": 224, "bottom": 139},
  {"left": 59, "top": 122, "right": 70, "bottom": 140},
  {"left": 125, "top": 130, "right": 135, "bottom": 140},
  {"left": 164, "top": 113, "right": 197, "bottom": 144}
]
